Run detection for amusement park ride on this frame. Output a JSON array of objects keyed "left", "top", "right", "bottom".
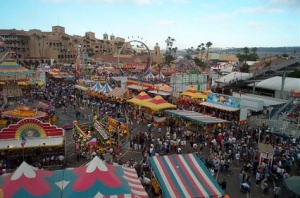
[
  {"left": 0, "top": 46, "right": 40, "bottom": 104},
  {"left": 117, "top": 39, "right": 152, "bottom": 79}
]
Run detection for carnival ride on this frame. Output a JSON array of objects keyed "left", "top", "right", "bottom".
[
  {"left": 117, "top": 40, "right": 152, "bottom": 78},
  {"left": 0, "top": 50, "right": 54, "bottom": 125}
]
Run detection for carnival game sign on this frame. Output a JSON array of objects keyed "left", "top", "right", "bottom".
[
  {"left": 121, "top": 63, "right": 146, "bottom": 70},
  {"left": 207, "top": 93, "right": 240, "bottom": 108}
]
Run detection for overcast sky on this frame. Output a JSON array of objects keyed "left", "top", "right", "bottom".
[{"left": 2, "top": 0, "right": 300, "bottom": 49}]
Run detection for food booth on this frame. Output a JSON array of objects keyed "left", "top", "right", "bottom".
[{"left": 257, "top": 142, "right": 274, "bottom": 166}]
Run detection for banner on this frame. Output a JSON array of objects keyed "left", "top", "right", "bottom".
[{"left": 207, "top": 93, "right": 241, "bottom": 108}]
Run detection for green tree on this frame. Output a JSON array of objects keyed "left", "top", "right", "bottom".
[
  {"left": 194, "top": 57, "right": 206, "bottom": 68},
  {"left": 240, "top": 63, "right": 250, "bottom": 72},
  {"left": 237, "top": 46, "right": 259, "bottom": 62},
  {"left": 287, "top": 69, "right": 300, "bottom": 78},
  {"left": 164, "top": 54, "right": 175, "bottom": 67}
]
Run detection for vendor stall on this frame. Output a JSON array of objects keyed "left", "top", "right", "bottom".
[
  {"left": 127, "top": 91, "right": 152, "bottom": 106},
  {"left": 140, "top": 95, "right": 176, "bottom": 112},
  {"left": 108, "top": 87, "right": 128, "bottom": 99},
  {"left": 200, "top": 93, "right": 248, "bottom": 124},
  {"left": 180, "top": 86, "right": 208, "bottom": 100},
  {"left": 0, "top": 118, "right": 65, "bottom": 168},
  {"left": 150, "top": 153, "right": 224, "bottom": 198},
  {"left": 257, "top": 143, "right": 274, "bottom": 166}
]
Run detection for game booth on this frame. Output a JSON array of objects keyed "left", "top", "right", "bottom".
[
  {"left": 150, "top": 153, "right": 224, "bottom": 198},
  {"left": 165, "top": 110, "right": 230, "bottom": 140},
  {"left": 0, "top": 118, "right": 65, "bottom": 170},
  {"left": 257, "top": 143, "right": 274, "bottom": 166},
  {"left": 200, "top": 93, "right": 248, "bottom": 125}
]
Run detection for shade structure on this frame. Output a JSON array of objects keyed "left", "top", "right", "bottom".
[
  {"left": 91, "top": 82, "right": 103, "bottom": 92},
  {"left": 156, "top": 72, "right": 165, "bottom": 80},
  {"left": 180, "top": 86, "right": 207, "bottom": 99},
  {"left": 200, "top": 102, "right": 240, "bottom": 112},
  {"left": 0, "top": 60, "right": 30, "bottom": 75},
  {"left": 150, "top": 153, "right": 224, "bottom": 198},
  {"left": 108, "top": 87, "right": 127, "bottom": 98},
  {"left": 40, "top": 66, "right": 52, "bottom": 72},
  {"left": 0, "top": 161, "right": 62, "bottom": 198},
  {"left": 284, "top": 176, "right": 300, "bottom": 196},
  {"left": 165, "top": 110, "right": 230, "bottom": 125},
  {"left": 0, "top": 157, "right": 147, "bottom": 198},
  {"left": 0, "top": 60, "right": 36, "bottom": 82},
  {"left": 144, "top": 71, "right": 155, "bottom": 80},
  {"left": 141, "top": 95, "right": 176, "bottom": 111},
  {"left": 61, "top": 157, "right": 147, "bottom": 197},
  {"left": 99, "top": 83, "right": 113, "bottom": 94},
  {"left": 127, "top": 91, "right": 152, "bottom": 106}
]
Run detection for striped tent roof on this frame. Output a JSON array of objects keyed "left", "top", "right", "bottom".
[
  {"left": 140, "top": 95, "right": 176, "bottom": 111},
  {"left": 108, "top": 87, "right": 127, "bottom": 98},
  {"left": 165, "top": 110, "right": 230, "bottom": 125},
  {"left": 144, "top": 71, "right": 155, "bottom": 79},
  {"left": 150, "top": 153, "right": 224, "bottom": 198},
  {"left": 91, "top": 82, "right": 103, "bottom": 92},
  {"left": 127, "top": 91, "right": 152, "bottom": 106},
  {"left": 99, "top": 83, "right": 113, "bottom": 94},
  {"left": 156, "top": 72, "right": 165, "bottom": 79},
  {"left": 0, "top": 157, "right": 147, "bottom": 198}
]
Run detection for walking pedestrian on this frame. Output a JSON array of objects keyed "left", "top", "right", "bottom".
[{"left": 273, "top": 185, "right": 280, "bottom": 198}]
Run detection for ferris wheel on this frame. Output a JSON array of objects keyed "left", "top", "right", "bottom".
[{"left": 117, "top": 40, "right": 152, "bottom": 78}]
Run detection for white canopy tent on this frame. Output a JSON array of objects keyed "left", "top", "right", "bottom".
[{"left": 255, "top": 76, "right": 300, "bottom": 92}]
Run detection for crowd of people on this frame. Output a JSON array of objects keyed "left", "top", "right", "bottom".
[{"left": 0, "top": 65, "right": 300, "bottom": 198}]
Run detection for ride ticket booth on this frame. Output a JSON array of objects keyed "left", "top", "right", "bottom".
[{"left": 257, "top": 143, "right": 274, "bottom": 166}]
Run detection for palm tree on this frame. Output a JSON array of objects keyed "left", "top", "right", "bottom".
[
  {"left": 205, "top": 41, "right": 213, "bottom": 62},
  {"left": 172, "top": 47, "right": 178, "bottom": 57},
  {"left": 31, "top": 33, "right": 38, "bottom": 58},
  {"left": 41, "top": 35, "right": 46, "bottom": 58},
  {"left": 61, "top": 36, "right": 70, "bottom": 63},
  {"left": 165, "top": 36, "right": 175, "bottom": 55},
  {"left": 200, "top": 46, "right": 206, "bottom": 60}
]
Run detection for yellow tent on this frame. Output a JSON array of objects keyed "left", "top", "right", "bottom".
[
  {"left": 127, "top": 91, "right": 152, "bottom": 106},
  {"left": 180, "top": 86, "right": 209, "bottom": 99},
  {"left": 141, "top": 95, "right": 176, "bottom": 111}
]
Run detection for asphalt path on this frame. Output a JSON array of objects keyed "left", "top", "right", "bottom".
[{"left": 51, "top": 105, "right": 296, "bottom": 198}]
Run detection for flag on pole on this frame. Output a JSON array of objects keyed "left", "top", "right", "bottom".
[
  {"left": 87, "top": 136, "right": 97, "bottom": 146},
  {"left": 21, "top": 136, "right": 26, "bottom": 147}
]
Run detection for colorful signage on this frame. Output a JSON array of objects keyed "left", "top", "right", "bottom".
[{"left": 207, "top": 93, "right": 240, "bottom": 108}]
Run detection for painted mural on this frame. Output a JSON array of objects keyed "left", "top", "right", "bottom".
[{"left": 207, "top": 93, "right": 240, "bottom": 108}]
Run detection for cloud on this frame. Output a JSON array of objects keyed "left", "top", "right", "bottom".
[
  {"left": 267, "top": 0, "right": 300, "bottom": 8},
  {"left": 73, "top": 0, "right": 186, "bottom": 4},
  {"left": 241, "top": 6, "right": 283, "bottom": 14},
  {"left": 198, "top": 13, "right": 235, "bottom": 24},
  {"left": 286, "top": 23, "right": 297, "bottom": 29},
  {"left": 157, "top": 19, "right": 176, "bottom": 26},
  {"left": 246, "top": 21, "right": 269, "bottom": 29}
]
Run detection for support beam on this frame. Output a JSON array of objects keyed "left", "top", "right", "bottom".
[
  {"left": 252, "top": 82, "right": 256, "bottom": 94},
  {"left": 280, "top": 72, "right": 286, "bottom": 99}
]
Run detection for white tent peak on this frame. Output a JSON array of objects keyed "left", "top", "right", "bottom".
[
  {"left": 11, "top": 161, "right": 38, "bottom": 181},
  {"left": 91, "top": 82, "right": 103, "bottom": 92},
  {"left": 86, "top": 156, "right": 108, "bottom": 173}
]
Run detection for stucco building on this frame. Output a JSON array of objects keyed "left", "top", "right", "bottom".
[{"left": 0, "top": 25, "right": 162, "bottom": 65}]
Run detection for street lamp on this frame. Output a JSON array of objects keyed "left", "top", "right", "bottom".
[{"left": 267, "top": 106, "right": 274, "bottom": 120}]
